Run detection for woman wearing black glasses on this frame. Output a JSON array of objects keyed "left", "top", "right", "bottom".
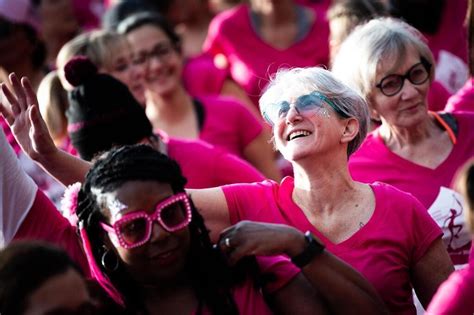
[
  {"left": 1, "top": 62, "right": 450, "bottom": 314},
  {"left": 332, "top": 17, "right": 474, "bottom": 270}
]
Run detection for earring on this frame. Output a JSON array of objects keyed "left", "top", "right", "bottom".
[{"left": 101, "top": 248, "right": 119, "bottom": 272}]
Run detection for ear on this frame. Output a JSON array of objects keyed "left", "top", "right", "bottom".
[{"left": 340, "top": 117, "right": 359, "bottom": 144}]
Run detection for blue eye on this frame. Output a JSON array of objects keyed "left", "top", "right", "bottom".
[
  {"left": 297, "top": 95, "right": 319, "bottom": 111},
  {"left": 277, "top": 101, "right": 290, "bottom": 118}
]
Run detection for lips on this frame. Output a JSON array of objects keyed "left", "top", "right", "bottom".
[
  {"left": 287, "top": 130, "right": 312, "bottom": 141},
  {"left": 149, "top": 247, "right": 179, "bottom": 265}
]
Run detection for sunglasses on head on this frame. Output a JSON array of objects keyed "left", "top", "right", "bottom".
[
  {"left": 375, "top": 58, "right": 432, "bottom": 97},
  {"left": 263, "top": 91, "right": 349, "bottom": 126},
  {"left": 100, "top": 193, "right": 192, "bottom": 249}
]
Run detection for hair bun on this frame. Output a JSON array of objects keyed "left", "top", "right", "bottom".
[{"left": 64, "top": 56, "right": 98, "bottom": 87}]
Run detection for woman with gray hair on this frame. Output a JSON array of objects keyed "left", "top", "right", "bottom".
[
  {"left": 1, "top": 66, "right": 389, "bottom": 314},
  {"left": 203, "top": 66, "right": 452, "bottom": 314},
  {"left": 332, "top": 18, "right": 474, "bottom": 268},
  {"left": 2, "top": 62, "right": 454, "bottom": 313}
]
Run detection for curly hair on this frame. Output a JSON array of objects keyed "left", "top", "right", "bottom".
[{"left": 75, "top": 144, "right": 251, "bottom": 314}]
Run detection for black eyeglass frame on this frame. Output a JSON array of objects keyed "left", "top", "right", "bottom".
[{"left": 375, "top": 57, "right": 432, "bottom": 97}]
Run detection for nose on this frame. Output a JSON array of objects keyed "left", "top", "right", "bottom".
[
  {"left": 399, "top": 79, "right": 419, "bottom": 100},
  {"left": 149, "top": 221, "right": 170, "bottom": 243},
  {"left": 131, "top": 62, "right": 145, "bottom": 81},
  {"left": 285, "top": 105, "right": 302, "bottom": 124}
]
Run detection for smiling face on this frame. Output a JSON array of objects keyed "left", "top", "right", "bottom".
[
  {"left": 370, "top": 45, "right": 431, "bottom": 129},
  {"left": 101, "top": 180, "right": 191, "bottom": 285},
  {"left": 100, "top": 41, "right": 146, "bottom": 105},
  {"left": 126, "top": 25, "right": 183, "bottom": 99},
  {"left": 273, "top": 92, "right": 348, "bottom": 162}
]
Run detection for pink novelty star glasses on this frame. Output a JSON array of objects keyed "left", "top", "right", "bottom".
[{"left": 100, "top": 193, "right": 192, "bottom": 249}]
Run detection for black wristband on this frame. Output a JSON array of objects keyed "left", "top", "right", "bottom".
[{"left": 291, "top": 231, "right": 325, "bottom": 268}]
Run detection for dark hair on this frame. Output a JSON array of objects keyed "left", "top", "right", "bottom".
[
  {"left": 117, "top": 12, "right": 181, "bottom": 51},
  {"left": 0, "top": 241, "right": 82, "bottom": 315},
  {"left": 64, "top": 56, "right": 153, "bottom": 161},
  {"left": 101, "top": 0, "right": 159, "bottom": 31},
  {"left": 388, "top": 0, "right": 445, "bottom": 34},
  {"left": 76, "top": 144, "right": 249, "bottom": 314}
]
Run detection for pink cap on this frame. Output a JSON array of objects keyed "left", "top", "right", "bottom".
[{"left": 0, "top": 0, "right": 40, "bottom": 30}]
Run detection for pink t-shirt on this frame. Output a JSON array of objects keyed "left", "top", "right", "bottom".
[
  {"left": 14, "top": 190, "right": 90, "bottom": 275},
  {"left": 428, "top": 80, "right": 452, "bottom": 112},
  {"left": 165, "top": 135, "right": 265, "bottom": 188},
  {"left": 203, "top": 4, "right": 329, "bottom": 107},
  {"left": 426, "top": 0, "right": 469, "bottom": 93},
  {"left": 426, "top": 262, "right": 474, "bottom": 315},
  {"left": 445, "top": 77, "right": 474, "bottom": 112},
  {"left": 223, "top": 178, "right": 442, "bottom": 314},
  {"left": 14, "top": 192, "right": 299, "bottom": 313},
  {"left": 195, "top": 96, "right": 263, "bottom": 157},
  {"left": 349, "top": 112, "right": 474, "bottom": 265},
  {"left": 183, "top": 53, "right": 229, "bottom": 98}
]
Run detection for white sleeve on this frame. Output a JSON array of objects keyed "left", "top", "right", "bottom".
[{"left": 0, "top": 128, "right": 37, "bottom": 247}]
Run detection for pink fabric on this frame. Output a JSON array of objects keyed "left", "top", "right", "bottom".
[
  {"left": 428, "top": 80, "right": 452, "bottom": 112},
  {"left": 183, "top": 53, "right": 229, "bottom": 98},
  {"left": 72, "top": 0, "right": 102, "bottom": 30},
  {"left": 223, "top": 179, "right": 442, "bottom": 315},
  {"left": 203, "top": 4, "right": 329, "bottom": 107},
  {"left": 196, "top": 95, "right": 263, "bottom": 157},
  {"left": 165, "top": 135, "right": 264, "bottom": 188},
  {"left": 1, "top": 116, "right": 21, "bottom": 155},
  {"left": 445, "top": 77, "right": 474, "bottom": 112},
  {"left": 14, "top": 191, "right": 298, "bottom": 313},
  {"left": 349, "top": 112, "right": 474, "bottom": 265},
  {"left": 425, "top": 0, "right": 469, "bottom": 93},
  {"left": 14, "top": 190, "right": 90, "bottom": 275},
  {"left": 199, "top": 255, "right": 299, "bottom": 315},
  {"left": 426, "top": 263, "right": 474, "bottom": 315},
  {"left": 423, "top": 0, "right": 468, "bottom": 65}
]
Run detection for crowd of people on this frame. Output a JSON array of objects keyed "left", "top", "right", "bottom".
[{"left": 1, "top": 0, "right": 474, "bottom": 314}]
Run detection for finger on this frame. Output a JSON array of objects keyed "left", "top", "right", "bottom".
[
  {"left": 9, "top": 73, "right": 27, "bottom": 111},
  {"left": 21, "top": 77, "right": 39, "bottom": 108},
  {"left": 0, "top": 88, "right": 14, "bottom": 125},
  {"left": 1, "top": 83, "right": 21, "bottom": 116},
  {"left": 29, "top": 104, "right": 47, "bottom": 139}
]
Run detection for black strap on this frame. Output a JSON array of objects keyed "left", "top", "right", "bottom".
[
  {"left": 438, "top": 112, "right": 459, "bottom": 136},
  {"left": 192, "top": 99, "right": 205, "bottom": 131}
]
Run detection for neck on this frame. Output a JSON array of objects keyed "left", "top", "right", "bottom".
[
  {"left": 251, "top": 1, "right": 297, "bottom": 25},
  {"left": 146, "top": 86, "right": 194, "bottom": 122},
  {"left": 291, "top": 153, "right": 356, "bottom": 215},
  {"left": 378, "top": 115, "right": 440, "bottom": 150}
]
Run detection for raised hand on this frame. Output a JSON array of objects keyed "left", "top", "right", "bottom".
[
  {"left": 0, "top": 73, "right": 57, "bottom": 162},
  {"left": 216, "top": 220, "right": 306, "bottom": 265}
]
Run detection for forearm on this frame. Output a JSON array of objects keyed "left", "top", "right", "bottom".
[
  {"left": 35, "top": 149, "right": 91, "bottom": 186},
  {"left": 285, "top": 231, "right": 387, "bottom": 314},
  {"left": 299, "top": 252, "right": 387, "bottom": 314}
]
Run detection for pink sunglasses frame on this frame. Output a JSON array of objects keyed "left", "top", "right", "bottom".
[{"left": 100, "top": 193, "right": 192, "bottom": 249}]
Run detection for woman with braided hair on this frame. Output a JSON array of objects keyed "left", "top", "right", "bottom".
[
  {"left": 68, "top": 144, "right": 317, "bottom": 314},
  {"left": 0, "top": 128, "right": 361, "bottom": 314}
]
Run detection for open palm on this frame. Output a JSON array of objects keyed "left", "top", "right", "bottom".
[{"left": 0, "top": 73, "right": 57, "bottom": 162}]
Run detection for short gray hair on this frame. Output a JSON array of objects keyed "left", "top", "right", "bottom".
[
  {"left": 331, "top": 17, "right": 435, "bottom": 104},
  {"left": 259, "top": 67, "right": 369, "bottom": 157}
]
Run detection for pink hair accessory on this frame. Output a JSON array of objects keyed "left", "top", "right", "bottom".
[
  {"left": 79, "top": 225, "right": 125, "bottom": 306},
  {"left": 61, "top": 182, "right": 82, "bottom": 226}
]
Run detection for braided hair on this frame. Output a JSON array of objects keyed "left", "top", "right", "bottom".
[{"left": 75, "top": 144, "right": 242, "bottom": 314}]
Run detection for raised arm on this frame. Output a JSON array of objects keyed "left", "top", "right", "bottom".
[
  {"left": 216, "top": 221, "right": 388, "bottom": 315},
  {"left": 0, "top": 73, "right": 90, "bottom": 186}
]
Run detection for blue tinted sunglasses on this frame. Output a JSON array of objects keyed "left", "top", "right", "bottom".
[{"left": 263, "top": 91, "right": 349, "bottom": 125}]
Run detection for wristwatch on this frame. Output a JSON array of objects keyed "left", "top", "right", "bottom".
[{"left": 291, "top": 231, "right": 325, "bottom": 268}]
